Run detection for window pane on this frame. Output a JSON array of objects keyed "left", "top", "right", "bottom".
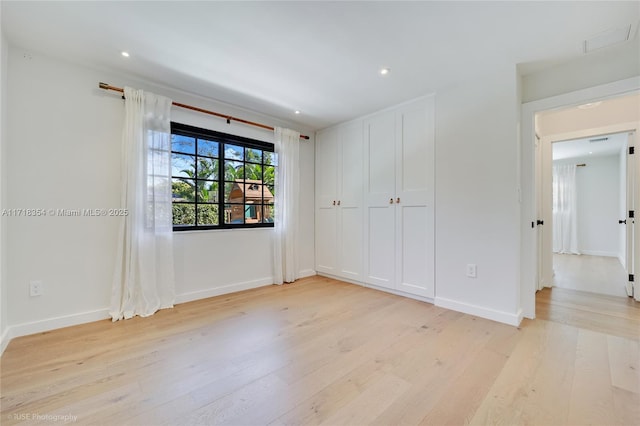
[
  {"left": 263, "top": 183, "right": 275, "bottom": 204},
  {"left": 225, "top": 181, "right": 243, "bottom": 203},
  {"left": 197, "top": 204, "right": 219, "bottom": 226},
  {"left": 244, "top": 163, "right": 262, "bottom": 180},
  {"left": 225, "top": 204, "right": 244, "bottom": 224},
  {"left": 244, "top": 182, "right": 264, "bottom": 203},
  {"left": 264, "top": 151, "right": 278, "bottom": 166},
  {"left": 224, "top": 160, "right": 243, "bottom": 181},
  {"left": 263, "top": 165, "right": 276, "bottom": 195},
  {"left": 244, "top": 204, "right": 259, "bottom": 223},
  {"left": 263, "top": 205, "right": 274, "bottom": 223},
  {"left": 196, "top": 181, "right": 218, "bottom": 203},
  {"left": 224, "top": 144, "right": 244, "bottom": 160},
  {"left": 246, "top": 148, "right": 262, "bottom": 163},
  {"left": 172, "top": 178, "right": 195, "bottom": 202},
  {"left": 172, "top": 153, "right": 196, "bottom": 178},
  {"left": 171, "top": 135, "right": 195, "bottom": 154},
  {"left": 197, "top": 139, "right": 218, "bottom": 158},
  {"left": 172, "top": 203, "right": 195, "bottom": 225},
  {"left": 197, "top": 157, "right": 218, "bottom": 180}
]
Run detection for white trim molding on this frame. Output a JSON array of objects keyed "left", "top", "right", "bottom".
[{"left": 435, "top": 297, "right": 523, "bottom": 326}]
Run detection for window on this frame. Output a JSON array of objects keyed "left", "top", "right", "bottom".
[{"left": 171, "top": 122, "right": 277, "bottom": 230}]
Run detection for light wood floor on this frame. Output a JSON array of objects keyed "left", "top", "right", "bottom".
[
  {"left": 2, "top": 276, "right": 639, "bottom": 425},
  {"left": 553, "top": 254, "right": 628, "bottom": 297}
]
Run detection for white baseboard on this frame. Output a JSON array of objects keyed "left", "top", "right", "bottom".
[
  {"left": 580, "top": 250, "right": 618, "bottom": 257},
  {"left": 435, "top": 297, "right": 523, "bottom": 326},
  {"left": 1, "top": 326, "right": 11, "bottom": 355},
  {"left": 175, "top": 277, "right": 274, "bottom": 304},
  {"left": 1, "top": 308, "right": 111, "bottom": 356},
  {"left": 363, "top": 282, "right": 435, "bottom": 304},
  {"left": 298, "top": 269, "right": 317, "bottom": 279}
]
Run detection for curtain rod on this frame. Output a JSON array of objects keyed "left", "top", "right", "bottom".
[
  {"left": 98, "top": 82, "right": 310, "bottom": 140},
  {"left": 577, "top": 163, "right": 586, "bottom": 167}
]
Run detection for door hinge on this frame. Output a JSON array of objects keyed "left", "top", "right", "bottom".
[
  {"left": 537, "top": 220, "right": 544, "bottom": 226},
  {"left": 630, "top": 210, "right": 635, "bottom": 218},
  {"left": 630, "top": 274, "right": 635, "bottom": 282},
  {"left": 630, "top": 146, "right": 635, "bottom": 155}
]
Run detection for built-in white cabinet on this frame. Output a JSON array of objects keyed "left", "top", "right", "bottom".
[
  {"left": 363, "top": 97, "right": 435, "bottom": 298},
  {"left": 315, "top": 121, "right": 364, "bottom": 281},
  {"left": 315, "top": 96, "right": 434, "bottom": 300}
]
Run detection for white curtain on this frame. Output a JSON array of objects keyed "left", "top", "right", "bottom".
[
  {"left": 552, "top": 163, "right": 580, "bottom": 255},
  {"left": 273, "top": 127, "right": 300, "bottom": 284},
  {"left": 110, "top": 87, "right": 175, "bottom": 321}
]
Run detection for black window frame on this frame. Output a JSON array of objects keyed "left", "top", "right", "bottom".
[{"left": 171, "top": 122, "right": 276, "bottom": 231}]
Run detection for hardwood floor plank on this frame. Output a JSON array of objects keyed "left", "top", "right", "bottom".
[
  {"left": 607, "top": 335, "right": 640, "bottom": 394},
  {"left": 567, "top": 329, "right": 616, "bottom": 425}
]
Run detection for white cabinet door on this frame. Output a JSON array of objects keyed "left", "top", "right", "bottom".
[
  {"left": 364, "top": 97, "right": 435, "bottom": 298},
  {"left": 364, "top": 112, "right": 396, "bottom": 289},
  {"left": 315, "top": 128, "right": 339, "bottom": 275},
  {"left": 315, "top": 123, "right": 364, "bottom": 280},
  {"left": 338, "top": 121, "right": 364, "bottom": 280},
  {"left": 395, "top": 99, "right": 435, "bottom": 298}
]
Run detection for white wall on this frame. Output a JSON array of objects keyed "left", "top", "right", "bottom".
[
  {"left": 522, "top": 38, "right": 640, "bottom": 103},
  {"left": 3, "top": 44, "right": 315, "bottom": 344},
  {"left": 554, "top": 155, "right": 620, "bottom": 256},
  {"left": 434, "top": 67, "right": 521, "bottom": 325}
]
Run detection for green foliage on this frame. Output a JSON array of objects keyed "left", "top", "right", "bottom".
[
  {"left": 172, "top": 204, "right": 195, "bottom": 225},
  {"left": 171, "top": 203, "right": 219, "bottom": 226}
]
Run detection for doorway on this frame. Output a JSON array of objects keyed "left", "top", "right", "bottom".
[
  {"left": 520, "top": 81, "right": 640, "bottom": 320},
  {"left": 548, "top": 133, "right": 629, "bottom": 297}
]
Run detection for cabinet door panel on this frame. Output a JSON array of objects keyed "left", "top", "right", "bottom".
[
  {"left": 340, "top": 206, "right": 363, "bottom": 279},
  {"left": 340, "top": 122, "right": 363, "bottom": 208},
  {"left": 316, "top": 207, "right": 337, "bottom": 274},
  {"left": 366, "top": 206, "right": 395, "bottom": 288},
  {"left": 397, "top": 205, "right": 434, "bottom": 298},
  {"left": 367, "top": 113, "right": 395, "bottom": 198},
  {"left": 316, "top": 128, "right": 339, "bottom": 206}
]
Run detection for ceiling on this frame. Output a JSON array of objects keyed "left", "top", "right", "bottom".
[
  {"left": 553, "top": 132, "right": 628, "bottom": 161},
  {"left": 2, "top": 1, "right": 639, "bottom": 130}
]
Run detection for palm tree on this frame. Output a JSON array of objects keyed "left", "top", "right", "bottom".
[{"left": 181, "top": 158, "right": 218, "bottom": 202}]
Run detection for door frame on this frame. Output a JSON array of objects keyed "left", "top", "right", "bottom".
[{"left": 520, "top": 76, "right": 640, "bottom": 319}]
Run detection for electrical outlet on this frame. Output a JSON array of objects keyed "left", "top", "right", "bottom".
[
  {"left": 466, "top": 264, "right": 477, "bottom": 278},
  {"left": 29, "top": 280, "right": 43, "bottom": 297}
]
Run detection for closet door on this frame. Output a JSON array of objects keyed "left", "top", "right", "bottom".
[
  {"left": 364, "top": 112, "right": 396, "bottom": 289},
  {"left": 338, "top": 121, "right": 364, "bottom": 280},
  {"left": 315, "top": 128, "right": 339, "bottom": 275},
  {"left": 395, "top": 97, "right": 435, "bottom": 298}
]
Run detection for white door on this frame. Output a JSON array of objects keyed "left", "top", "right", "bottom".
[
  {"left": 315, "top": 128, "right": 338, "bottom": 275},
  {"left": 338, "top": 121, "right": 364, "bottom": 280},
  {"left": 364, "top": 112, "right": 396, "bottom": 289},
  {"left": 626, "top": 131, "right": 638, "bottom": 299},
  {"left": 394, "top": 99, "right": 435, "bottom": 298}
]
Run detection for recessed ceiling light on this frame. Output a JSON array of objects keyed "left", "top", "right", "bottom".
[
  {"left": 577, "top": 101, "right": 602, "bottom": 109},
  {"left": 589, "top": 151, "right": 593, "bottom": 154},
  {"left": 294, "top": 110, "right": 301, "bottom": 115},
  {"left": 121, "top": 51, "right": 130, "bottom": 58},
  {"left": 379, "top": 67, "right": 390, "bottom": 76}
]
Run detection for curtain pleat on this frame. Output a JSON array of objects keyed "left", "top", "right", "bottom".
[
  {"left": 552, "top": 163, "right": 580, "bottom": 255},
  {"left": 110, "top": 87, "right": 175, "bottom": 321},
  {"left": 273, "top": 127, "right": 300, "bottom": 284}
]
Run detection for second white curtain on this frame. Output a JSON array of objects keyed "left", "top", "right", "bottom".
[
  {"left": 552, "top": 163, "right": 580, "bottom": 254},
  {"left": 110, "top": 87, "right": 175, "bottom": 321},
  {"left": 273, "top": 127, "right": 300, "bottom": 284}
]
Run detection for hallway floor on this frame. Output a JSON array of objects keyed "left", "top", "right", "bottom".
[{"left": 553, "top": 254, "right": 628, "bottom": 298}]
